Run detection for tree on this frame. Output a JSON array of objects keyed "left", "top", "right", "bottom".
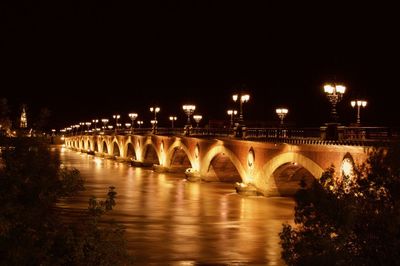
[
  {"left": 0, "top": 137, "right": 132, "bottom": 265},
  {"left": 0, "top": 98, "right": 12, "bottom": 134},
  {"left": 280, "top": 145, "right": 400, "bottom": 266}
]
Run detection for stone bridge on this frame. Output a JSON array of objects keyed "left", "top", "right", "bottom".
[{"left": 64, "top": 133, "right": 375, "bottom": 196}]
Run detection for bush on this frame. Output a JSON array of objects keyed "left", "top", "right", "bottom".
[
  {"left": 280, "top": 145, "right": 400, "bottom": 266},
  {"left": 0, "top": 137, "right": 132, "bottom": 265}
]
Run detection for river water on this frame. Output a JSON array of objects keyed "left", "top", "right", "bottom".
[{"left": 57, "top": 147, "right": 295, "bottom": 265}]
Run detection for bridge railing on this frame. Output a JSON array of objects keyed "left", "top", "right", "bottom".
[
  {"left": 65, "top": 126, "right": 399, "bottom": 145},
  {"left": 245, "top": 127, "right": 321, "bottom": 139}
]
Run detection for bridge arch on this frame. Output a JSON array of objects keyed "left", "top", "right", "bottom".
[
  {"left": 261, "top": 152, "right": 324, "bottom": 196},
  {"left": 102, "top": 141, "right": 109, "bottom": 155},
  {"left": 112, "top": 141, "right": 121, "bottom": 157},
  {"left": 124, "top": 142, "right": 136, "bottom": 160},
  {"left": 202, "top": 145, "right": 245, "bottom": 182},
  {"left": 166, "top": 140, "right": 193, "bottom": 169},
  {"left": 87, "top": 140, "right": 91, "bottom": 150},
  {"left": 94, "top": 141, "right": 99, "bottom": 152},
  {"left": 81, "top": 140, "right": 85, "bottom": 150},
  {"left": 143, "top": 143, "right": 160, "bottom": 165}
]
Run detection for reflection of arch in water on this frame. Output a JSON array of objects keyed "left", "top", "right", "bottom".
[
  {"left": 202, "top": 145, "right": 245, "bottom": 182},
  {"left": 261, "top": 152, "right": 324, "bottom": 196}
]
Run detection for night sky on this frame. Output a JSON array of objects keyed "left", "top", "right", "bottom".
[{"left": 1, "top": 1, "right": 399, "bottom": 130}]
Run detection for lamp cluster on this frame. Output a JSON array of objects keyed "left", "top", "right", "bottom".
[{"left": 61, "top": 82, "right": 369, "bottom": 135}]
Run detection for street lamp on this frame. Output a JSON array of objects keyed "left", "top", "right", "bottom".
[
  {"left": 323, "top": 83, "right": 346, "bottom": 123},
  {"left": 79, "top": 122, "right": 85, "bottom": 134},
  {"left": 232, "top": 92, "right": 250, "bottom": 123},
  {"left": 128, "top": 113, "right": 138, "bottom": 130},
  {"left": 85, "top": 122, "right": 92, "bottom": 132},
  {"left": 193, "top": 115, "right": 202, "bottom": 128},
  {"left": 169, "top": 116, "right": 177, "bottom": 128},
  {"left": 227, "top": 109, "right": 238, "bottom": 128},
  {"left": 137, "top": 120, "right": 143, "bottom": 128},
  {"left": 275, "top": 108, "right": 289, "bottom": 125},
  {"left": 150, "top": 120, "right": 158, "bottom": 131},
  {"left": 150, "top": 107, "right": 160, "bottom": 132},
  {"left": 182, "top": 105, "right": 196, "bottom": 126},
  {"left": 74, "top": 125, "right": 79, "bottom": 135},
  {"left": 351, "top": 100, "right": 367, "bottom": 125},
  {"left": 92, "top": 119, "right": 98, "bottom": 131},
  {"left": 113, "top": 114, "right": 120, "bottom": 131},
  {"left": 101, "top": 119, "right": 109, "bottom": 131}
]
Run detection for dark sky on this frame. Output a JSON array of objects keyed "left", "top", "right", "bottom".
[{"left": 1, "top": 1, "right": 399, "bottom": 130}]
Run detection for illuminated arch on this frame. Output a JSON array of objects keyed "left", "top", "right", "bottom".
[
  {"left": 124, "top": 141, "right": 137, "bottom": 160},
  {"left": 93, "top": 140, "right": 99, "bottom": 152},
  {"left": 260, "top": 152, "right": 324, "bottom": 195},
  {"left": 112, "top": 141, "right": 121, "bottom": 157},
  {"left": 201, "top": 145, "right": 246, "bottom": 182},
  {"left": 166, "top": 140, "right": 194, "bottom": 168},
  {"left": 102, "top": 141, "right": 109, "bottom": 155},
  {"left": 142, "top": 143, "right": 160, "bottom": 165}
]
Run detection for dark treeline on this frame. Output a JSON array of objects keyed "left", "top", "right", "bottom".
[
  {"left": 281, "top": 145, "right": 400, "bottom": 265},
  {"left": 0, "top": 137, "right": 133, "bottom": 265}
]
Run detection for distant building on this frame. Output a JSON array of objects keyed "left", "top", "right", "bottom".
[{"left": 20, "top": 106, "right": 27, "bottom": 128}]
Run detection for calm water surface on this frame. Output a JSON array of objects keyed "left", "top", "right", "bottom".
[{"left": 57, "top": 147, "right": 295, "bottom": 265}]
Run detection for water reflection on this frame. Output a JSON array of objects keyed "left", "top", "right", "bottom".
[{"left": 59, "top": 148, "right": 294, "bottom": 265}]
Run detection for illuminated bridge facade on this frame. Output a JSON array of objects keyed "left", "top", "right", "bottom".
[{"left": 63, "top": 127, "right": 395, "bottom": 196}]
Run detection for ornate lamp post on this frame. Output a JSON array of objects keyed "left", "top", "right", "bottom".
[
  {"left": 92, "top": 119, "right": 98, "bottom": 131},
  {"left": 182, "top": 105, "right": 196, "bottom": 135},
  {"left": 79, "top": 122, "right": 85, "bottom": 134},
  {"left": 275, "top": 108, "right": 288, "bottom": 125},
  {"left": 351, "top": 100, "right": 367, "bottom": 125},
  {"left": 112, "top": 114, "right": 120, "bottom": 132},
  {"left": 169, "top": 116, "right": 177, "bottom": 128},
  {"left": 73, "top": 125, "right": 79, "bottom": 135},
  {"left": 137, "top": 120, "right": 143, "bottom": 128},
  {"left": 227, "top": 109, "right": 237, "bottom": 128},
  {"left": 128, "top": 113, "right": 138, "bottom": 130},
  {"left": 149, "top": 107, "right": 160, "bottom": 133},
  {"left": 323, "top": 83, "right": 346, "bottom": 123},
  {"left": 193, "top": 115, "right": 202, "bottom": 128},
  {"left": 85, "top": 122, "right": 92, "bottom": 133},
  {"left": 182, "top": 105, "right": 196, "bottom": 126},
  {"left": 232, "top": 93, "right": 250, "bottom": 124},
  {"left": 101, "top": 119, "right": 109, "bottom": 131}
]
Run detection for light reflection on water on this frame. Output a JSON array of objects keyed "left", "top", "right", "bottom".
[{"left": 58, "top": 148, "right": 295, "bottom": 265}]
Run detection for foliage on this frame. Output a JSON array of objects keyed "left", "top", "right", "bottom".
[
  {"left": 280, "top": 145, "right": 400, "bottom": 266},
  {"left": 0, "top": 137, "right": 132, "bottom": 265},
  {"left": 0, "top": 98, "right": 12, "bottom": 133}
]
